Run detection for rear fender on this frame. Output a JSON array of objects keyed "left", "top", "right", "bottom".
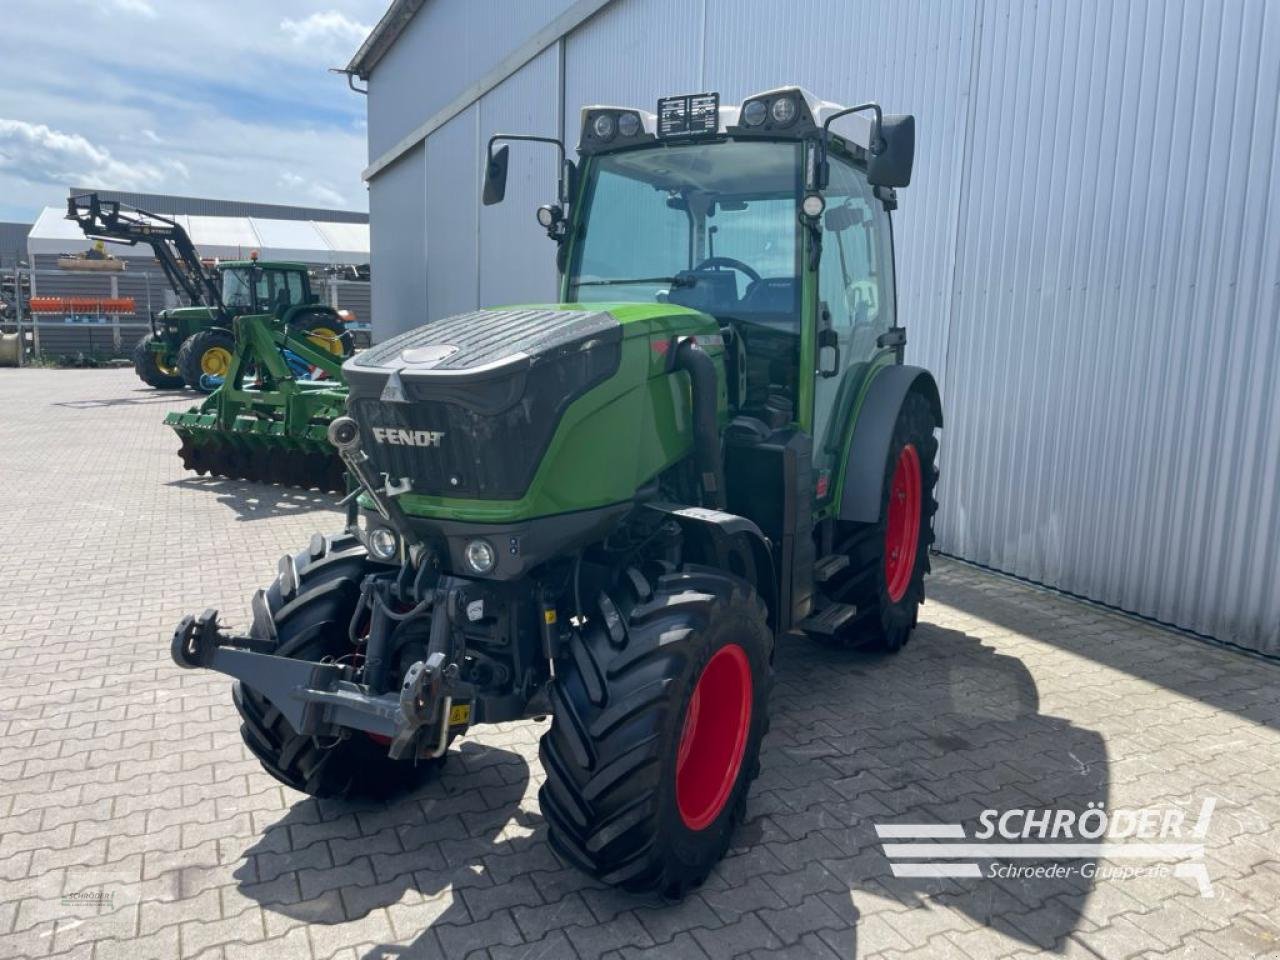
[{"left": 838, "top": 365, "right": 942, "bottom": 524}]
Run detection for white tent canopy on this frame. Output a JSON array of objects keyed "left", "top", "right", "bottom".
[{"left": 28, "top": 206, "right": 369, "bottom": 265}]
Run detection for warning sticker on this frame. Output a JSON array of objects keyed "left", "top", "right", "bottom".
[{"left": 657, "top": 93, "right": 720, "bottom": 138}]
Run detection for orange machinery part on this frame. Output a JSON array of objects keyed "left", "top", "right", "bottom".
[{"left": 27, "top": 297, "right": 136, "bottom": 314}]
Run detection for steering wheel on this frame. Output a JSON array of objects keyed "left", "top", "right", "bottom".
[{"left": 693, "top": 256, "right": 761, "bottom": 284}]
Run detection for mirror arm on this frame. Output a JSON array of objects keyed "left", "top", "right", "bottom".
[
  {"left": 821, "top": 102, "right": 884, "bottom": 158},
  {"left": 486, "top": 134, "right": 570, "bottom": 202}
]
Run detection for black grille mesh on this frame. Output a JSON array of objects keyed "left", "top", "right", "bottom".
[{"left": 352, "top": 335, "right": 621, "bottom": 499}]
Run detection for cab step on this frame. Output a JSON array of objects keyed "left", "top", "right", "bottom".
[
  {"left": 814, "top": 553, "right": 850, "bottom": 584},
  {"left": 797, "top": 602, "right": 859, "bottom": 637}
]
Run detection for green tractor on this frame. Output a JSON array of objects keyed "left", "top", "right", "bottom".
[
  {"left": 172, "top": 87, "right": 941, "bottom": 895},
  {"left": 67, "top": 194, "right": 353, "bottom": 392}
]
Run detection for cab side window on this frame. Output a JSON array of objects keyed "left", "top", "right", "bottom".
[{"left": 811, "top": 155, "right": 896, "bottom": 481}]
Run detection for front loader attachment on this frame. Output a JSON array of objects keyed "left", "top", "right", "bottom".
[{"left": 165, "top": 314, "right": 350, "bottom": 491}]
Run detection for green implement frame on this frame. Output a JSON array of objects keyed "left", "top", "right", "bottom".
[{"left": 165, "top": 313, "right": 350, "bottom": 491}]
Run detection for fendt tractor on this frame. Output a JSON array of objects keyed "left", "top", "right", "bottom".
[
  {"left": 172, "top": 87, "right": 941, "bottom": 895},
  {"left": 67, "top": 194, "right": 354, "bottom": 392}
]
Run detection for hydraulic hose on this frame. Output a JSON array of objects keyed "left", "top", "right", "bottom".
[{"left": 673, "top": 338, "right": 725, "bottom": 510}]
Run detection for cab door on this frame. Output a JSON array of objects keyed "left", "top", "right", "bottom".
[{"left": 811, "top": 154, "right": 896, "bottom": 500}]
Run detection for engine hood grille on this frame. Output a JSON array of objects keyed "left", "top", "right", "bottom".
[
  {"left": 344, "top": 308, "right": 622, "bottom": 500},
  {"left": 349, "top": 307, "right": 618, "bottom": 375}
]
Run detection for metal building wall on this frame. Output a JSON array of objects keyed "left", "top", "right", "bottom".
[
  {"left": 363, "top": 0, "right": 1280, "bottom": 653},
  {"left": 369, "top": 145, "right": 428, "bottom": 334},
  {"left": 940, "top": 0, "right": 1280, "bottom": 653}
]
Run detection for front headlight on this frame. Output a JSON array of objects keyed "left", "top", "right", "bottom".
[
  {"left": 769, "top": 95, "right": 798, "bottom": 126},
  {"left": 591, "top": 113, "right": 617, "bottom": 141},
  {"left": 742, "top": 99, "right": 768, "bottom": 127},
  {"left": 464, "top": 539, "right": 496, "bottom": 574},
  {"left": 368, "top": 526, "right": 398, "bottom": 561}
]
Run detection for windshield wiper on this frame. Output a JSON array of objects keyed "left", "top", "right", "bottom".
[{"left": 574, "top": 274, "right": 697, "bottom": 288}]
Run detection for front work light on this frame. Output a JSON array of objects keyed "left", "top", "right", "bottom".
[
  {"left": 592, "top": 113, "right": 617, "bottom": 141},
  {"left": 617, "top": 112, "right": 641, "bottom": 137},
  {"left": 742, "top": 99, "right": 768, "bottom": 127},
  {"left": 770, "top": 96, "right": 798, "bottom": 126},
  {"left": 802, "top": 194, "right": 826, "bottom": 218},
  {"left": 465, "top": 539, "right": 496, "bottom": 574}
]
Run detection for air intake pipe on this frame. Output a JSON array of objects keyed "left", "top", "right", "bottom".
[{"left": 673, "top": 338, "right": 725, "bottom": 510}]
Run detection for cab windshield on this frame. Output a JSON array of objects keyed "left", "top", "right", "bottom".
[
  {"left": 221, "top": 268, "right": 254, "bottom": 310},
  {"left": 567, "top": 140, "right": 802, "bottom": 323}
]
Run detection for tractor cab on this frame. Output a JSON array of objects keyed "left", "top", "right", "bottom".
[
  {"left": 485, "top": 86, "right": 918, "bottom": 511},
  {"left": 218, "top": 259, "right": 316, "bottom": 320}
]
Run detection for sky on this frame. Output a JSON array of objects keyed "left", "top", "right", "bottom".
[{"left": 0, "top": 0, "right": 388, "bottom": 223}]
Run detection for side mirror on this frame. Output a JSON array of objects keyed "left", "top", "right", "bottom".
[
  {"left": 867, "top": 114, "right": 914, "bottom": 188},
  {"left": 560, "top": 159, "right": 577, "bottom": 205},
  {"left": 482, "top": 145, "right": 509, "bottom": 205}
]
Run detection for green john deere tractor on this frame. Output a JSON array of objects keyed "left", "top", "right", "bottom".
[
  {"left": 172, "top": 87, "right": 941, "bottom": 895},
  {"left": 67, "top": 194, "right": 353, "bottom": 392}
]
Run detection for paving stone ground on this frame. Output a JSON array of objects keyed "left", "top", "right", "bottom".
[{"left": 1, "top": 368, "right": 1278, "bottom": 960}]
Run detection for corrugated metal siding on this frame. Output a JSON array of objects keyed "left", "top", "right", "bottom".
[
  {"left": 478, "top": 45, "right": 562, "bottom": 307},
  {"left": 365, "top": 0, "right": 1280, "bottom": 654},
  {"left": 367, "top": 0, "right": 579, "bottom": 158},
  {"left": 369, "top": 145, "right": 428, "bottom": 338},
  {"left": 941, "top": 0, "right": 1280, "bottom": 653},
  {"left": 0, "top": 221, "right": 29, "bottom": 266},
  {"left": 424, "top": 105, "right": 481, "bottom": 321}
]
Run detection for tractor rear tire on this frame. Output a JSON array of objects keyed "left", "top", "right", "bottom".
[
  {"left": 540, "top": 567, "right": 772, "bottom": 897},
  {"left": 177, "top": 328, "right": 236, "bottom": 393},
  {"left": 839, "top": 390, "right": 940, "bottom": 652},
  {"left": 132, "top": 333, "right": 184, "bottom": 389},
  {"left": 293, "top": 312, "right": 354, "bottom": 361},
  {"left": 232, "top": 533, "right": 442, "bottom": 799}
]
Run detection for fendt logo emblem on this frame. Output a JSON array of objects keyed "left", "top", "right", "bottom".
[{"left": 370, "top": 427, "right": 446, "bottom": 447}]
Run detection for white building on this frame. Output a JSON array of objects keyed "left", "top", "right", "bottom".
[{"left": 346, "top": 0, "right": 1280, "bottom": 655}]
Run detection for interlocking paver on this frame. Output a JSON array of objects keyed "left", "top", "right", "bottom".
[{"left": 3, "top": 367, "right": 1280, "bottom": 960}]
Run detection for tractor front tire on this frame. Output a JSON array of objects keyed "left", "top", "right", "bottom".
[
  {"left": 132, "top": 333, "right": 184, "bottom": 389},
  {"left": 177, "top": 328, "right": 236, "bottom": 393},
  {"left": 232, "top": 533, "right": 441, "bottom": 799},
  {"left": 843, "top": 390, "right": 940, "bottom": 652},
  {"left": 540, "top": 567, "right": 772, "bottom": 897}
]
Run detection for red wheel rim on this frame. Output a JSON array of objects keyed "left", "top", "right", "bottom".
[
  {"left": 675, "top": 643, "right": 753, "bottom": 831},
  {"left": 884, "top": 444, "right": 922, "bottom": 603}
]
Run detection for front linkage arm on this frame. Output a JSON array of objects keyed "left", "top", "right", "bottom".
[{"left": 172, "top": 583, "right": 468, "bottom": 758}]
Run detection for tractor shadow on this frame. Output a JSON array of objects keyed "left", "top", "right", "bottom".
[
  {"left": 760, "top": 624, "right": 1110, "bottom": 955},
  {"left": 235, "top": 740, "right": 552, "bottom": 956},
  {"left": 237, "top": 626, "right": 1107, "bottom": 958},
  {"left": 53, "top": 389, "right": 194, "bottom": 408},
  {"left": 167, "top": 476, "right": 340, "bottom": 521}
]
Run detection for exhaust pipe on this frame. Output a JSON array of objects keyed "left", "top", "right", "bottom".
[{"left": 673, "top": 339, "right": 725, "bottom": 510}]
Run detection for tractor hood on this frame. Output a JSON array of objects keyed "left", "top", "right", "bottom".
[
  {"left": 343, "top": 303, "right": 719, "bottom": 510},
  {"left": 344, "top": 306, "right": 628, "bottom": 501}
]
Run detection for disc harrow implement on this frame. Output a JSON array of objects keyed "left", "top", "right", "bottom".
[{"left": 165, "top": 311, "right": 351, "bottom": 492}]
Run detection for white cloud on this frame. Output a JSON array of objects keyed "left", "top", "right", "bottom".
[
  {"left": 77, "top": 0, "right": 157, "bottom": 17},
  {"left": 0, "top": 1, "right": 381, "bottom": 219},
  {"left": 279, "top": 170, "right": 346, "bottom": 207},
  {"left": 280, "top": 10, "right": 370, "bottom": 57},
  {"left": 0, "top": 118, "right": 165, "bottom": 190}
]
